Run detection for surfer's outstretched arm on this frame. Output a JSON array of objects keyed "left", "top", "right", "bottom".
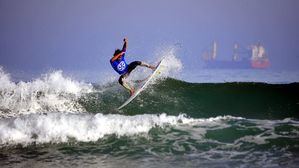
[
  {"left": 122, "top": 38, "right": 127, "bottom": 52},
  {"left": 110, "top": 38, "right": 127, "bottom": 62}
]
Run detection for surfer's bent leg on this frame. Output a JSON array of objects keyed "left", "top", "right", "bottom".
[
  {"left": 128, "top": 61, "right": 155, "bottom": 72},
  {"left": 140, "top": 62, "right": 155, "bottom": 70},
  {"left": 127, "top": 61, "right": 141, "bottom": 74},
  {"left": 119, "top": 74, "right": 134, "bottom": 95}
]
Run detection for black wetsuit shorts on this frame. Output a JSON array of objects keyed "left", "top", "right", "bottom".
[{"left": 118, "top": 61, "right": 141, "bottom": 85}]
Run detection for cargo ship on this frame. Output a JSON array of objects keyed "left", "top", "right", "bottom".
[{"left": 202, "top": 41, "right": 270, "bottom": 69}]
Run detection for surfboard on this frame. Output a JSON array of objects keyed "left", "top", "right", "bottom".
[{"left": 118, "top": 59, "right": 164, "bottom": 110}]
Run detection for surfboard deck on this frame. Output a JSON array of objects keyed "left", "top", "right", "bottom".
[{"left": 118, "top": 59, "right": 164, "bottom": 110}]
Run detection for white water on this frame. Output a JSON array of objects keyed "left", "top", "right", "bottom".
[
  {"left": 0, "top": 112, "right": 238, "bottom": 146},
  {"left": 0, "top": 68, "right": 93, "bottom": 118},
  {"left": 0, "top": 112, "right": 298, "bottom": 147}
]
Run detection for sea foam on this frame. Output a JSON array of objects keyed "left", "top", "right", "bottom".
[
  {"left": 0, "top": 113, "right": 237, "bottom": 147},
  {"left": 0, "top": 112, "right": 297, "bottom": 148},
  {"left": 0, "top": 68, "right": 93, "bottom": 118}
]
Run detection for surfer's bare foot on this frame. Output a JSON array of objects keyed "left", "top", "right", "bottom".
[
  {"left": 130, "top": 89, "right": 135, "bottom": 96},
  {"left": 149, "top": 65, "right": 156, "bottom": 70}
]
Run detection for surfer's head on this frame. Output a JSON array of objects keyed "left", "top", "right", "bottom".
[{"left": 114, "top": 49, "right": 122, "bottom": 56}]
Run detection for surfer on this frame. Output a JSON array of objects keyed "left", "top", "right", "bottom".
[{"left": 110, "top": 38, "right": 155, "bottom": 96}]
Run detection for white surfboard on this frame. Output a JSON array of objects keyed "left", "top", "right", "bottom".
[{"left": 118, "top": 59, "right": 164, "bottom": 110}]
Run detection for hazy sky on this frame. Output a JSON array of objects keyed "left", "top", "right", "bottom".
[{"left": 0, "top": 0, "right": 298, "bottom": 76}]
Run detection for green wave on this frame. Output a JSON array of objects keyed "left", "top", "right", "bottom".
[{"left": 80, "top": 78, "right": 299, "bottom": 119}]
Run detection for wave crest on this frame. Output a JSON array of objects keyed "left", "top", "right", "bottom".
[{"left": 0, "top": 68, "right": 93, "bottom": 118}]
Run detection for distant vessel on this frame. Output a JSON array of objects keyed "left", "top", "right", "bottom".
[
  {"left": 250, "top": 43, "right": 270, "bottom": 69},
  {"left": 202, "top": 41, "right": 270, "bottom": 69},
  {"left": 202, "top": 41, "right": 251, "bottom": 69}
]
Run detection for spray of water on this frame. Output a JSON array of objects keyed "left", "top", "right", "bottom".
[{"left": 126, "top": 45, "right": 183, "bottom": 88}]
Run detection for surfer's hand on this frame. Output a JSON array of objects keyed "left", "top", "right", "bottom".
[{"left": 123, "top": 38, "right": 128, "bottom": 43}]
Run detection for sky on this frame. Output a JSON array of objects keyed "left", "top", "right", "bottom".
[{"left": 0, "top": 0, "right": 299, "bottom": 80}]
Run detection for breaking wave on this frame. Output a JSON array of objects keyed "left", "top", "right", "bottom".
[
  {"left": 0, "top": 113, "right": 243, "bottom": 146},
  {"left": 0, "top": 68, "right": 93, "bottom": 118},
  {"left": 0, "top": 112, "right": 298, "bottom": 149}
]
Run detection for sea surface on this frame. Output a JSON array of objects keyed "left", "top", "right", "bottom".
[{"left": 0, "top": 56, "right": 299, "bottom": 167}]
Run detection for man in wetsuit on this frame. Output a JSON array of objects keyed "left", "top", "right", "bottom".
[{"left": 110, "top": 38, "right": 155, "bottom": 96}]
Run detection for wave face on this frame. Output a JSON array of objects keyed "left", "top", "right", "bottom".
[
  {"left": 81, "top": 78, "right": 299, "bottom": 120},
  {"left": 1, "top": 69, "right": 298, "bottom": 120}
]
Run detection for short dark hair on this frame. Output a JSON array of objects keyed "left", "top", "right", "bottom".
[{"left": 114, "top": 49, "right": 122, "bottom": 56}]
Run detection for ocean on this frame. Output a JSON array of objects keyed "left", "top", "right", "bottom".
[{"left": 0, "top": 54, "right": 299, "bottom": 167}]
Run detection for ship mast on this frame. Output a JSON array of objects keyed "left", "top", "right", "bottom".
[
  {"left": 251, "top": 44, "right": 258, "bottom": 60},
  {"left": 257, "top": 44, "right": 266, "bottom": 58},
  {"left": 233, "top": 43, "right": 239, "bottom": 61},
  {"left": 212, "top": 41, "right": 217, "bottom": 60},
  {"left": 202, "top": 41, "right": 217, "bottom": 60}
]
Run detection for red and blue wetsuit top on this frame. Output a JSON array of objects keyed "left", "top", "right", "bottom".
[{"left": 110, "top": 48, "right": 128, "bottom": 75}]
